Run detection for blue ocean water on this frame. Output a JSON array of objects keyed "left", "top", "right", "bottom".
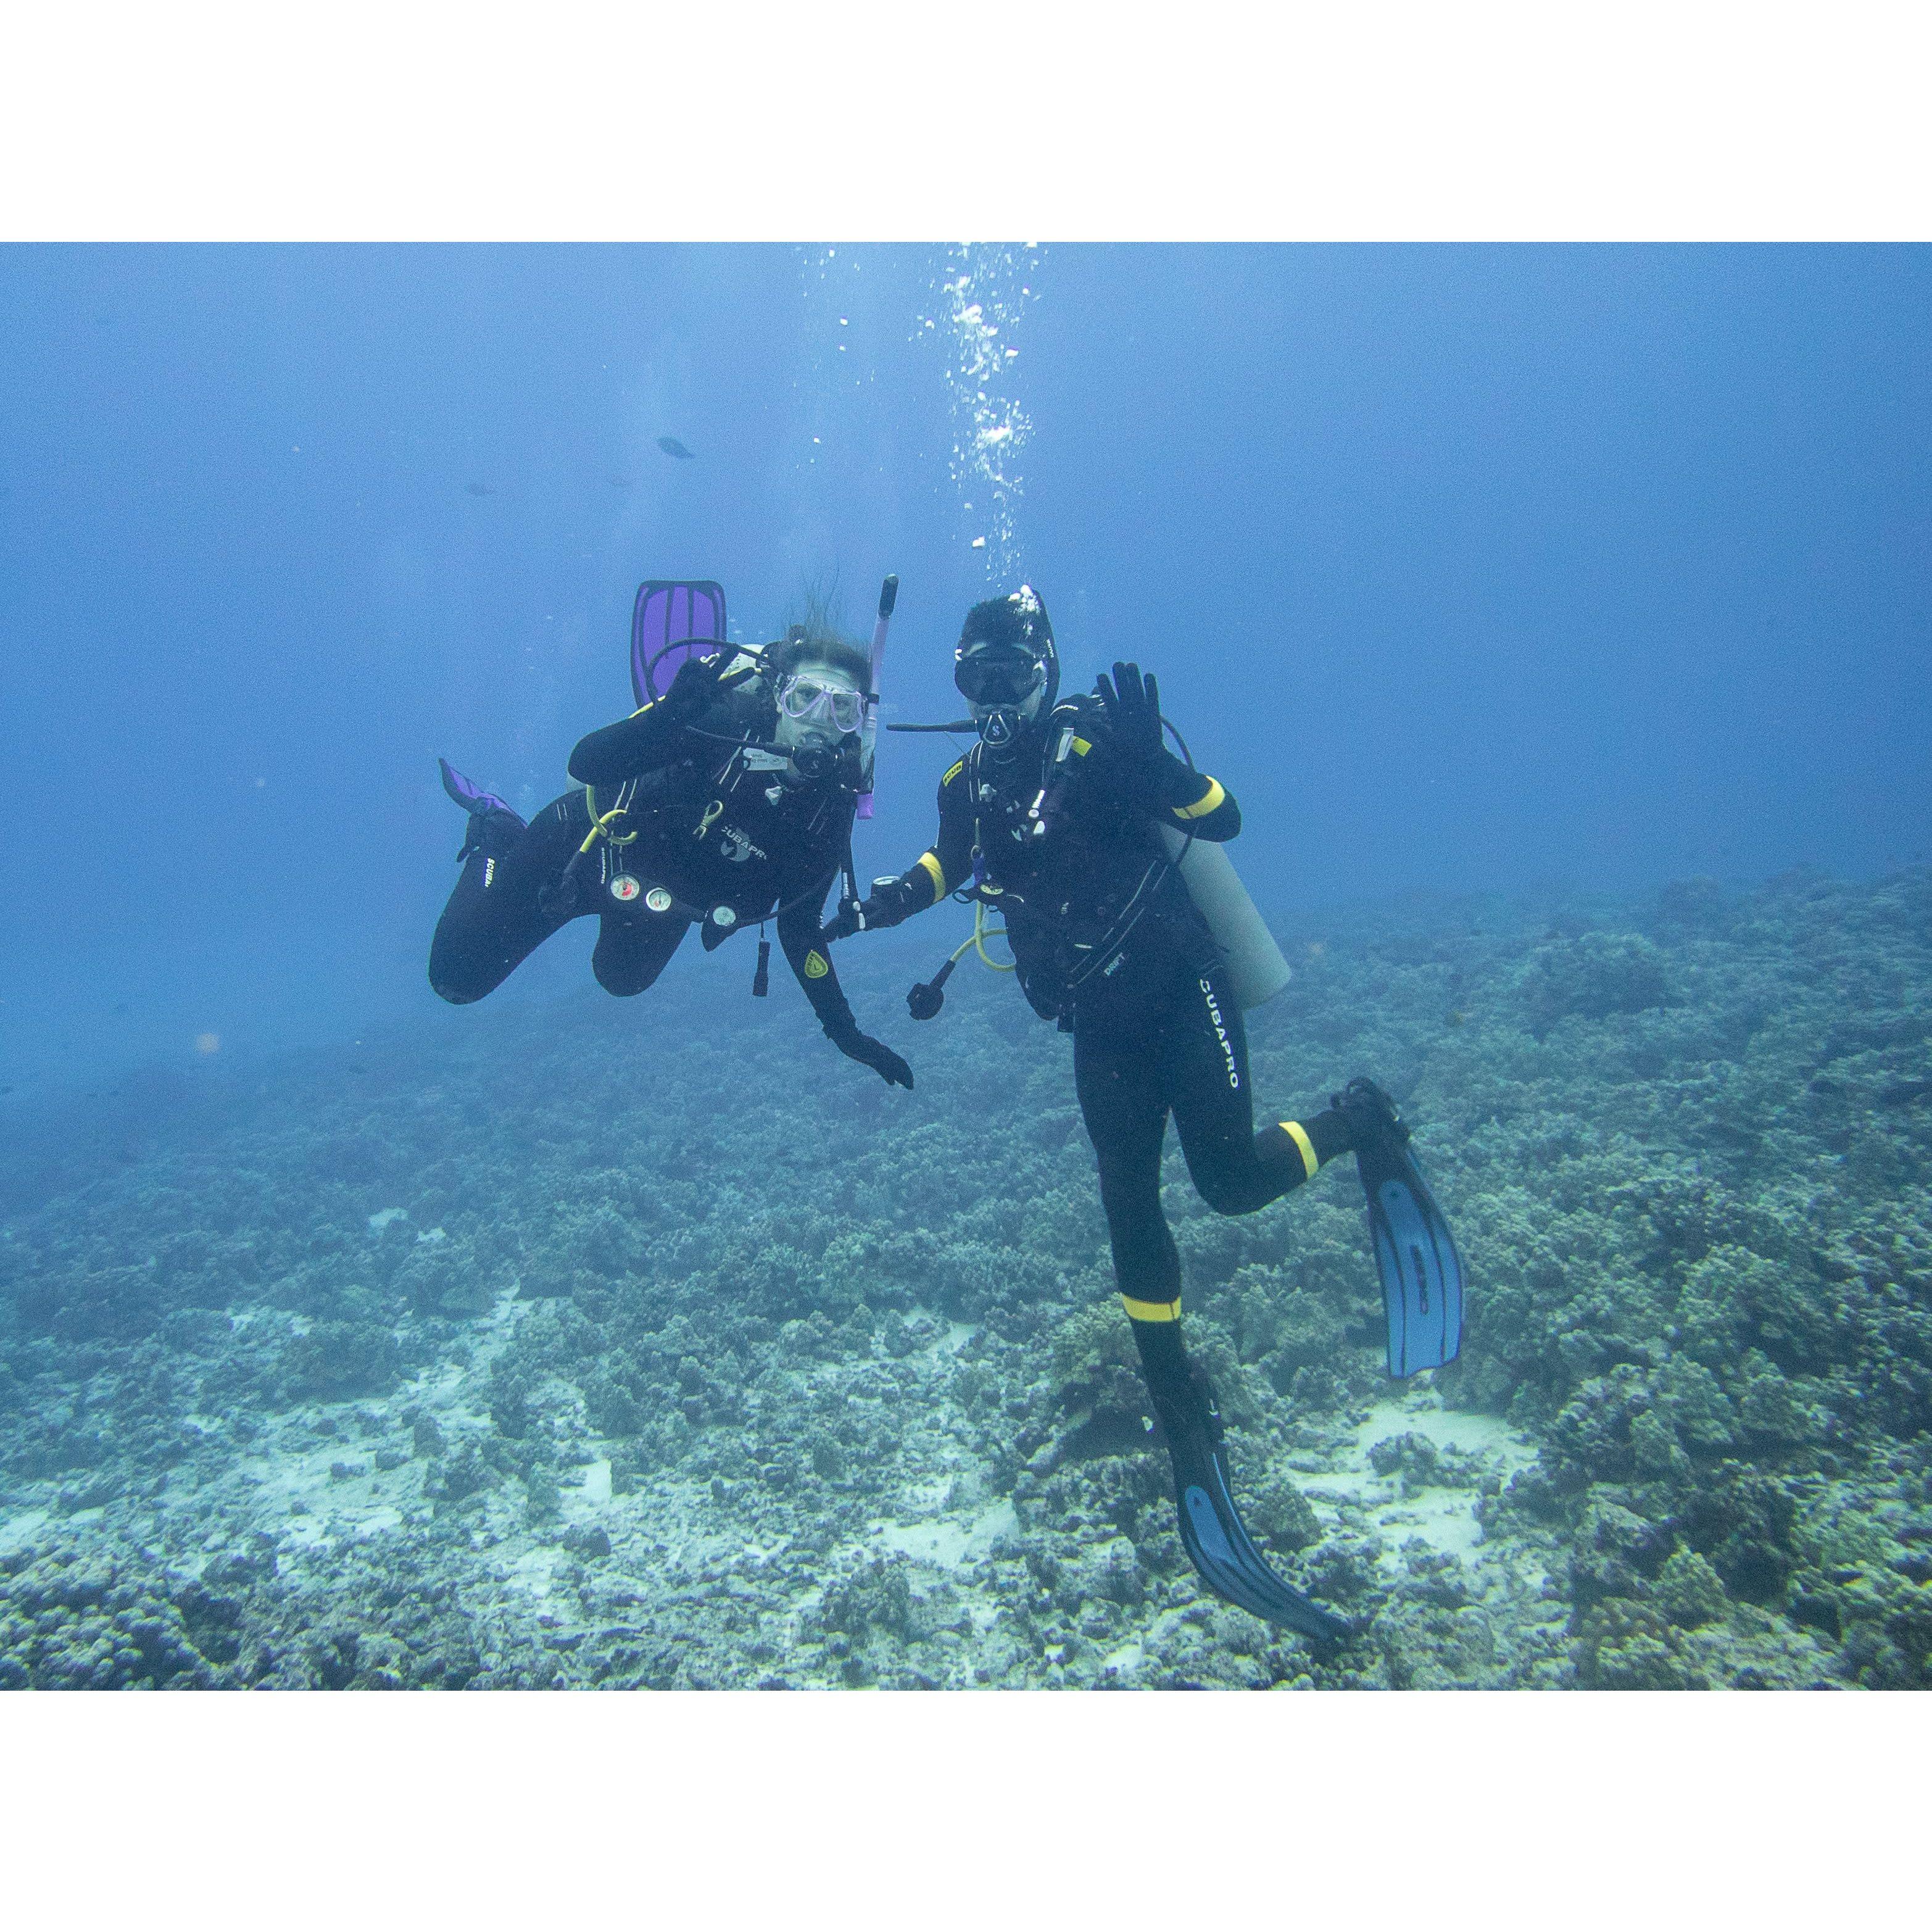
[
  {"left": 2, "top": 244, "right": 1925, "bottom": 1097},
  {"left": 3, "top": 246, "right": 1931, "bottom": 1691}
]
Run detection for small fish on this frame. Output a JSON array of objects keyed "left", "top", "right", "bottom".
[
  {"left": 608, "top": 475, "right": 633, "bottom": 489},
  {"left": 466, "top": 482, "right": 495, "bottom": 497},
  {"left": 657, "top": 437, "right": 696, "bottom": 461},
  {"left": 1446, "top": 1010, "right": 1468, "bottom": 1028}
]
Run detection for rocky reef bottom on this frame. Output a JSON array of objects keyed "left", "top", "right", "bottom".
[
  {"left": 0, "top": 1301, "right": 1563, "bottom": 1691},
  {"left": 2, "top": 867, "right": 1929, "bottom": 1688}
]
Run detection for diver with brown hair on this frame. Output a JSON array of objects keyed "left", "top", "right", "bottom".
[
  {"left": 429, "top": 597, "right": 913, "bottom": 1089},
  {"left": 824, "top": 589, "right": 1465, "bottom": 1639}
]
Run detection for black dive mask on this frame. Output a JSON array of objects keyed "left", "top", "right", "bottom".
[{"left": 955, "top": 645, "right": 1044, "bottom": 708}]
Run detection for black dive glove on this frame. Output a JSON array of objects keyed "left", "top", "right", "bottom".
[
  {"left": 823, "top": 875, "right": 921, "bottom": 943},
  {"left": 1092, "top": 660, "right": 1198, "bottom": 810},
  {"left": 661, "top": 650, "right": 727, "bottom": 719},
  {"left": 825, "top": 1021, "right": 914, "bottom": 1089}
]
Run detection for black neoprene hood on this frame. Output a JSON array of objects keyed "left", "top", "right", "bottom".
[
  {"left": 958, "top": 590, "right": 1054, "bottom": 658},
  {"left": 956, "top": 589, "right": 1058, "bottom": 713}
]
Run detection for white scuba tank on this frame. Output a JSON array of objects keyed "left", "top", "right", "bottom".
[{"left": 1156, "top": 825, "right": 1293, "bottom": 1010}]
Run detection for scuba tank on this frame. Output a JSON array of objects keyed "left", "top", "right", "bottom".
[
  {"left": 1039, "top": 707, "right": 1293, "bottom": 1012},
  {"left": 1155, "top": 827, "right": 1292, "bottom": 1010}
]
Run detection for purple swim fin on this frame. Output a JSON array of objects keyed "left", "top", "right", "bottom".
[
  {"left": 438, "top": 757, "right": 521, "bottom": 825},
  {"left": 439, "top": 758, "right": 525, "bottom": 863},
  {"left": 631, "top": 580, "right": 729, "bottom": 707}
]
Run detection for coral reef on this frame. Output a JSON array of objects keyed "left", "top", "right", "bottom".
[{"left": 1, "top": 865, "right": 1928, "bottom": 1688}]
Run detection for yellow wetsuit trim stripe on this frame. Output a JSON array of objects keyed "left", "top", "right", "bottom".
[
  {"left": 1282, "top": 1119, "right": 1319, "bottom": 1181},
  {"left": 916, "top": 851, "right": 947, "bottom": 899},
  {"left": 1174, "top": 776, "right": 1227, "bottom": 820},
  {"left": 1121, "top": 1295, "right": 1182, "bottom": 1323},
  {"left": 942, "top": 757, "right": 965, "bottom": 785}
]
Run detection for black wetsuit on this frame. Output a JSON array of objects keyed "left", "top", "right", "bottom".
[
  {"left": 430, "top": 665, "right": 865, "bottom": 1039},
  {"left": 871, "top": 695, "right": 1354, "bottom": 1317},
  {"left": 847, "top": 661, "right": 1384, "bottom": 1635}
]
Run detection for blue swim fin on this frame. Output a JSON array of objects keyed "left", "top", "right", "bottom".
[
  {"left": 1150, "top": 1369, "right": 1351, "bottom": 1643},
  {"left": 1337, "top": 1079, "right": 1466, "bottom": 1378}
]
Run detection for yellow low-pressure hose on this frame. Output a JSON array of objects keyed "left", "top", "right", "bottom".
[
  {"left": 971, "top": 899, "right": 1013, "bottom": 972},
  {"left": 578, "top": 789, "right": 639, "bottom": 855}
]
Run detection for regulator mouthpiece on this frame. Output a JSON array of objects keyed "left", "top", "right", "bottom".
[
  {"left": 977, "top": 707, "right": 1022, "bottom": 750},
  {"left": 907, "top": 954, "right": 960, "bottom": 1021}
]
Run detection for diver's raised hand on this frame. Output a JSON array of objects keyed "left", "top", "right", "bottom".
[
  {"left": 662, "top": 650, "right": 726, "bottom": 718},
  {"left": 1095, "top": 661, "right": 1166, "bottom": 767},
  {"left": 1090, "top": 661, "right": 1198, "bottom": 810},
  {"left": 827, "top": 1023, "right": 914, "bottom": 1089}
]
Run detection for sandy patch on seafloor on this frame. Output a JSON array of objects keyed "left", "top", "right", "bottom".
[
  {"left": 0, "top": 1506, "right": 52, "bottom": 1557},
  {"left": 877, "top": 1496, "right": 1018, "bottom": 1570},
  {"left": 1303, "top": 1389, "right": 1540, "bottom": 1565}
]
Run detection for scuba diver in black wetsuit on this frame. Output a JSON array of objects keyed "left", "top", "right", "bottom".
[
  {"left": 429, "top": 627, "right": 914, "bottom": 1089},
  {"left": 824, "top": 589, "right": 1465, "bottom": 1641}
]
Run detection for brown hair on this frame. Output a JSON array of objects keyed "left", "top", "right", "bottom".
[
  {"left": 768, "top": 630, "right": 871, "bottom": 689},
  {"left": 768, "top": 583, "right": 870, "bottom": 688}
]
